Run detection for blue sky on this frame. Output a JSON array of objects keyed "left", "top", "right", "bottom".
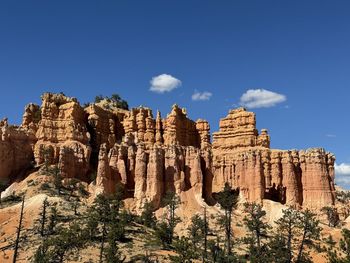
[{"left": 1, "top": 1, "right": 350, "bottom": 188}]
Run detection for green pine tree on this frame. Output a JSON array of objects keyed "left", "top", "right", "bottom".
[
  {"left": 187, "top": 211, "right": 209, "bottom": 261},
  {"left": 141, "top": 201, "right": 157, "bottom": 228},
  {"left": 273, "top": 208, "right": 301, "bottom": 263},
  {"left": 215, "top": 183, "right": 239, "bottom": 256},
  {"left": 295, "top": 209, "right": 321, "bottom": 262},
  {"left": 32, "top": 242, "right": 50, "bottom": 263},
  {"left": 47, "top": 205, "right": 59, "bottom": 235},
  {"left": 156, "top": 191, "right": 181, "bottom": 248},
  {"left": 48, "top": 223, "right": 86, "bottom": 263},
  {"left": 168, "top": 236, "right": 197, "bottom": 263},
  {"left": 36, "top": 198, "right": 49, "bottom": 237},
  {"left": 321, "top": 206, "right": 339, "bottom": 227},
  {"left": 242, "top": 202, "right": 271, "bottom": 262}
]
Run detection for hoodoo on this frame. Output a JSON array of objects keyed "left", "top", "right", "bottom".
[
  {"left": 212, "top": 107, "right": 335, "bottom": 208},
  {"left": 0, "top": 93, "right": 336, "bottom": 210}
]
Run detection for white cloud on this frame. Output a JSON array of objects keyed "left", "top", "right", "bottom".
[
  {"left": 149, "top": 74, "right": 181, "bottom": 93},
  {"left": 239, "top": 89, "right": 286, "bottom": 109},
  {"left": 192, "top": 91, "right": 212, "bottom": 101},
  {"left": 326, "top": 134, "right": 337, "bottom": 138},
  {"left": 335, "top": 163, "right": 350, "bottom": 185}
]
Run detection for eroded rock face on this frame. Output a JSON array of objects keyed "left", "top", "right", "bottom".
[
  {"left": 58, "top": 141, "right": 91, "bottom": 180},
  {"left": 212, "top": 108, "right": 260, "bottom": 152},
  {"left": 0, "top": 93, "right": 336, "bottom": 211},
  {"left": 21, "top": 103, "right": 41, "bottom": 138},
  {"left": 34, "top": 93, "right": 91, "bottom": 178},
  {"left": 196, "top": 119, "right": 210, "bottom": 148},
  {"left": 122, "top": 104, "right": 205, "bottom": 149},
  {"left": 0, "top": 119, "right": 34, "bottom": 182},
  {"left": 146, "top": 147, "right": 164, "bottom": 208},
  {"left": 300, "top": 149, "right": 335, "bottom": 208},
  {"left": 163, "top": 105, "right": 200, "bottom": 147},
  {"left": 134, "top": 144, "right": 148, "bottom": 207},
  {"left": 85, "top": 104, "right": 118, "bottom": 151},
  {"left": 95, "top": 144, "right": 113, "bottom": 195},
  {"left": 97, "top": 143, "right": 210, "bottom": 211},
  {"left": 212, "top": 108, "right": 336, "bottom": 208}
]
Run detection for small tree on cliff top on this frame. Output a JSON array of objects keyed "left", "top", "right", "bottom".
[{"left": 94, "top": 94, "right": 129, "bottom": 110}]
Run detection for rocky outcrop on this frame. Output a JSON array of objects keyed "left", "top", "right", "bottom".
[
  {"left": 0, "top": 119, "right": 34, "bottom": 182},
  {"left": 58, "top": 142, "right": 91, "bottom": 179},
  {"left": 134, "top": 144, "right": 148, "bottom": 207},
  {"left": 123, "top": 107, "right": 155, "bottom": 144},
  {"left": 122, "top": 104, "right": 205, "bottom": 149},
  {"left": 212, "top": 108, "right": 336, "bottom": 208},
  {"left": 0, "top": 93, "right": 337, "bottom": 211},
  {"left": 93, "top": 142, "right": 209, "bottom": 211},
  {"left": 300, "top": 149, "right": 335, "bottom": 208},
  {"left": 34, "top": 93, "right": 91, "bottom": 178},
  {"left": 85, "top": 104, "right": 119, "bottom": 151},
  {"left": 95, "top": 144, "right": 113, "bottom": 195},
  {"left": 146, "top": 147, "right": 164, "bottom": 208},
  {"left": 212, "top": 108, "right": 260, "bottom": 152},
  {"left": 196, "top": 119, "right": 210, "bottom": 148},
  {"left": 21, "top": 103, "right": 41, "bottom": 138},
  {"left": 163, "top": 105, "right": 200, "bottom": 147}
]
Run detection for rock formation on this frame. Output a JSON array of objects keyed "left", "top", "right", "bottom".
[
  {"left": 33, "top": 93, "right": 91, "bottom": 179},
  {"left": 21, "top": 103, "right": 40, "bottom": 139},
  {"left": 0, "top": 93, "right": 336, "bottom": 211},
  {"left": 0, "top": 119, "right": 34, "bottom": 181},
  {"left": 212, "top": 107, "right": 335, "bottom": 208},
  {"left": 95, "top": 143, "right": 113, "bottom": 196}
]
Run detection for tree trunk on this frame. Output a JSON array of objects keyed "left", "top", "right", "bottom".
[
  {"left": 203, "top": 207, "right": 208, "bottom": 263},
  {"left": 287, "top": 222, "right": 293, "bottom": 263},
  {"left": 59, "top": 252, "right": 65, "bottom": 263},
  {"left": 40, "top": 199, "right": 47, "bottom": 236},
  {"left": 227, "top": 210, "right": 232, "bottom": 255},
  {"left": 13, "top": 196, "right": 25, "bottom": 263},
  {"left": 296, "top": 230, "right": 307, "bottom": 262},
  {"left": 74, "top": 201, "right": 78, "bottom": 215},
  {"left": 169, "top": 203, "right": 175, "bottom": 244},
  {"left": 256, "top": 227, "right": 261, "bottom": 249},
  {"left": 99, "top": 220, "right": 106, "bottom": 263}
]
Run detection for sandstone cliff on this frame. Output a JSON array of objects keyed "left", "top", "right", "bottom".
[
  {"left": 33, "top": 93, "right": 91, "bottom": 179},
  {"left": 212, "top": 108, "right": 335, "bottom": 208},
  {"left": 0, "top": 93, "right": 336, "bottom": 211},
  {"left": 0, "top": 119, "right": 34, "bottom": 182}
]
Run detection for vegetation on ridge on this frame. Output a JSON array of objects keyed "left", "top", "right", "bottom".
[
  {"left": 1, "top": 167, "right": 350, "bottom": 263},
  {"left": 94, "top": 94, "right": 129, "bottom": 110}
]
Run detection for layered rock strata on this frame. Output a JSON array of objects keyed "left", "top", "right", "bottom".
[
  {"left": 212, "top": 108, "right": 335, "bottom": 208},
  {"left": 0, "top": 93, "right": 336, "bottom": 210},
  {"left": 95, "top": 142, "right": 208, "bottom": 210},
  {"left": 0, "top": 119, "right": 34, "bottom": 181},
  {"left": 122, "top": 104, "right": 208, "bottom": 148},
  {"left": 33, "top": 93, "right": 91, "bottom": 179}
]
